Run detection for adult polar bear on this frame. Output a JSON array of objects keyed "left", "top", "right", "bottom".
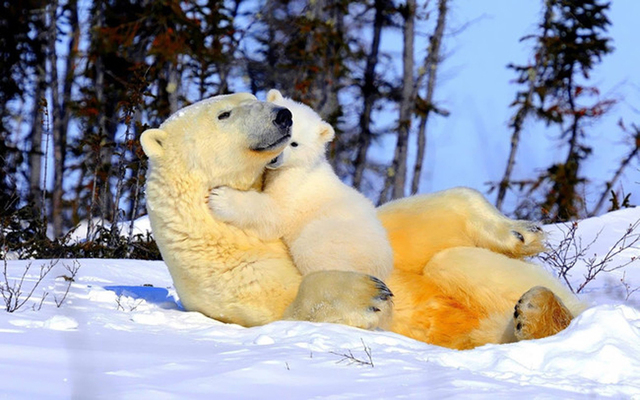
[{"left": 141, "top": 92, "right": 585, "bottom": 350}]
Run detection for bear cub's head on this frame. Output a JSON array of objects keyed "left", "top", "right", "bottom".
[
  {"left": 141, "top": 92, "right": 293, "bottom": 189},
  {"left": 265, "top": 89, "right": 335, "bottom": 170}
]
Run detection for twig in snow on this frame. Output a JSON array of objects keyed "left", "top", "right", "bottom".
[
  {"left": 54, "top": 260, "right": 81, "bottom": 307},
  {"left": 539, "top": 219, "right": 640, "bottom": 294},
  {"left": 1, "top": 258, "right": 58, "bottom": 312},
  {"left": 620, "top": 271, "right": 640, "bottom": 301},
  {"left": 330, "top": 339, "right": 374, "bottom": 368},
  {"left": 115, "top": 293, "right": 144, "bottom": 311},
  {"left": 33, "top": 291, "right": 49, "bottom": 311}
]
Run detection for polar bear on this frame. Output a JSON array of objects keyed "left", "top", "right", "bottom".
[
  {"left": 376, "top": 189, "right": 586, "bottom": 347},
  {"left": 140, "top": 93, "right": 393, "bottom": 330},
  {"left": 207, "top": 89, "right": 393, "bottom": 281},
  {"left": 141, "top": 92, "right": 586, "bottom": 349}
]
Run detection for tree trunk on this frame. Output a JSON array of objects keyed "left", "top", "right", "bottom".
[
  {"left": 91, "top": 1, "right": 112, "bottom": 225},
  {"left": 353, "top": 0, "right": 386, "bottom": 191},
  {"left": 29, "top": 58, "right": 47, "bottom": 213},
  {"left": 47, "top": 0, "right": 79, "bottom": 237},
  {"left": 382, "top": 0, "right": 415, "bottom": 202},
  {"left": 411, "top": 0, "right": 448, "bottom": 195},
  {"left": 496, "top": 113, "right": 522, "bottom": 210},
  {"left": 496, "top": 5, "right": 552, "bottom": 211},
  {"left": 556, "top": 70, "right": 584, "bottom": 221},
  {"left": 61, "top": 0, "right": 79, "bottom": 142},
  {"left": 47, "top": 0, "right": 64, "bottom": 237}
]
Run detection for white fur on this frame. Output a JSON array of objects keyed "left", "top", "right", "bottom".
[
  {"left": 141, "top": 93, "right": 303, "bottom": 326},
  {"left": 143, "top": 92, "right": 585, "bottom": 346},
  {"left": 209, "top": 90, "right": 394, "bottom": 280}
]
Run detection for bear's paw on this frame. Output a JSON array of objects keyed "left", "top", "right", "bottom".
[
  {"left": 209, "top": 186, "right": 244, "bottom": 223},
  {"left": 505, "top": 220, "right": 547, "bottom": 258},
  {"left": 513, "top": 286, "right": 573, "bottom": 341},
  {"left": 283, "top": 271, "right": 394, "bottom": 330}
]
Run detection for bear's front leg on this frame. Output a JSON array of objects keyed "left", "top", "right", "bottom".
[
  {"left": 283, "top": 271, "right": 394, "bottom": 330},
  {"left": 209, "top": 186, "right": 285, "bottom": 240}
]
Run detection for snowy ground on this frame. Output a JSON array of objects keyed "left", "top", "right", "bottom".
[{"left": 1, "top": 208, "right": 639, "bottom": 399}]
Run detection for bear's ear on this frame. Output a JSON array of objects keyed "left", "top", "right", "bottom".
[
  {"left": 319, "top": 121, "right": 335, "bottom": 143},
  {"left": 140, "top": 128, "right": 168, "bottom": 159},
  {"left": 266, "top": 89, "right": 284, "bottom": 102}
]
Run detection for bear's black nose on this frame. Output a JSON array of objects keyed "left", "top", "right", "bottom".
[{"left": 273, "top": 107, "right": 293, "bottom": 130}]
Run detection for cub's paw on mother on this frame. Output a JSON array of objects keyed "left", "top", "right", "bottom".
[
  {"left": 208, "top": 186, "right": 243, "bottom": 222},
  {"left": 283, "top": 270, "right": 394, "bottom": 330}
]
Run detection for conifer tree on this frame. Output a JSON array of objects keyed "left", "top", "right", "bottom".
[{"left": 497, "top": 0, "right": 614, "bottom": 222}]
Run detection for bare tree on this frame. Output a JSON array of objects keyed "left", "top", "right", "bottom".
[
  {"left": 24, "top": 5, "right": 49, "bottom": 213},
  {"left": 44, "top": 0, "right": 79, "bottom": 237},
  {"left": 47, "top": 0, "right": 64, "bottom": 236},
  {"left": 411, "top": 0, "right": 448, "bottom": 194},
  {"left": 380, "top": 0, "right": 416, "bottom": 203},
  {"left": 28, "top": 69, "right": 46, "bottom": 213},
  {"left": 494, "top": 5, "right": 553, "bottom": 211},
  {"left": 353, "top": 0, "right": 389, "bottom": 190},
  {"left": 1, "top": 259, "right": 56, "bottom": 312}
]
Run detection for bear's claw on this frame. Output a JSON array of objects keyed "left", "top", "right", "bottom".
[
  {"left": 505, "top": 221, "right": 546, "bottom": 257},
  {"left": 369, "top": 275, "right": 394, "bottom": 301},
  {"left": 527, "top": 224, "right": 543, "bottom": 233},
  {"left": 511, "top": 230, "right": 525, "bottom": 243}
]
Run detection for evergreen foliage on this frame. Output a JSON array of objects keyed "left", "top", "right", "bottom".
[
  {"left": 0, "top": 0, "right": 636, "bottom": 258},
  {"left": 493, "top": 0, "right": 635, "bottom": 222}
]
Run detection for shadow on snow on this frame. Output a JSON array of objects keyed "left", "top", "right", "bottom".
[{"left": 104, "top": 285, "right": 183, "bottom": 310}]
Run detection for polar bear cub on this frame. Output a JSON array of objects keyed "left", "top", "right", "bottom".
[{"left": 208, "top": 89, "right": 394, "bottom": 280}]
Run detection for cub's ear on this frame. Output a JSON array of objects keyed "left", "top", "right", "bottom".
[
  {"left": 266, "top": 89, "right": 284, "bottom": 102},
  {"left": 140, "top": 129, "right": 168, "bottom": 159},
  {"left": 319, "top": 121, "right": 335, "bottom": 143}
]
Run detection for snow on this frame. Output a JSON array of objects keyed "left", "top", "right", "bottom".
[
  {"left": 543, "top": 207, "right": 640, "bottom": 308},
  {"left": 1, "top": 208, "right": 640, "bottom": 399}
]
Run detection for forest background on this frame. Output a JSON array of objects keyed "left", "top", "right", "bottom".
[{"left": 1, "top": 0, "right": 638, "bottom": 259}]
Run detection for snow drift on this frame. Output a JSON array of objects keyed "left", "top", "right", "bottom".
[{"left": 1, "top": 208, "right": 639, "bottom": 399}]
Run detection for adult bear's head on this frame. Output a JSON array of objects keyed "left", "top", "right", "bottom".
[{"left": 141, "top": 93, "right": 292, "bottom": 189}]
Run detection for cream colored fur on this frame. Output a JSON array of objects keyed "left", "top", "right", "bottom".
[
  {"left": 425, "top": 247, "right": 584, "bottom": 345},
  {"left": 208, "top": 89, "right": 393, "bottom": 280},
  {"left": 142, "top": 93, "right": 586, "bottom": 349},
  {"left": 377, "top": 188, "right": 586, "bottom": 349},
  {"left": 141, "top": 93, "right": 392, "bottom": 329},
  {"left": 141, "top": 93, "right": 301, "bottom": 326}
]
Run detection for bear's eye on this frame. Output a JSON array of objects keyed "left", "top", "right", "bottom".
[
  {"left": 291, "top": 142, "right": 299, "bottom": 148},
  {"left": 218, "top": 111, "right": 232, "bottom": 120}
]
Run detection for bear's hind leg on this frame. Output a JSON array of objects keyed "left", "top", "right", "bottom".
[
  {"left": 283, "top": 271, "right": 393, "bottom": 330},
  {"left": 433, "top": 187, "right": 546, "bottom": 259},
  {"left": 513, "top": 286, "right": 573, "bottom": 341},
  {"left": 503, "top": 220, "right": 547, "bottom": 258}
]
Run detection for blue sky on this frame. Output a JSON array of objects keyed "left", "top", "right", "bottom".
[
  {"left": 40, "top": 1, "right": 638, "bottom": 217},
  {"left": 371, "top": 0, "right": 639, "bottom": 215}
]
